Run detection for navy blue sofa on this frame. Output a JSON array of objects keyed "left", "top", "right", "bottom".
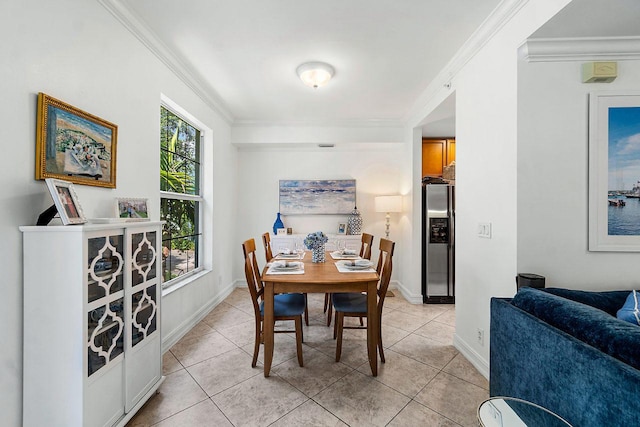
[{"left": 490, "top": 287, "right": 640, "bottom": 427}]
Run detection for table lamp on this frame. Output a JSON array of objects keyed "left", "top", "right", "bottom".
[{"left": 375, "top": 195, "right": 402, "bottom": 238}]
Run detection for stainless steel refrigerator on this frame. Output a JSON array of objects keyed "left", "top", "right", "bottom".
[{"left": 422, "top": 180, "right": 455, "bottom": 303}]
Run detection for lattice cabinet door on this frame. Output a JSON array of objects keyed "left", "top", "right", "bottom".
[
  {"left": 125, "top": 225, "right": 162, "bottom": 411},
  {"left": 86, "top": 233, "right": 126, "bottom": 377}
]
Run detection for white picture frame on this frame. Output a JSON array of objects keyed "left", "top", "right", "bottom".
[
  {"left": 337, "top": 223, "right": 347, "bottom": 235},
  {"left": 45, "top": 178, "right": 87, "bottom": 225},
  {"left": 276, "top": 228, "right": 287, "bottom": 236},
  {"left": 588, "top": 91, "right": 640, "bottom": 251},
  {"left": 115, "top": 198, "right": 149, "bottom": 219}
]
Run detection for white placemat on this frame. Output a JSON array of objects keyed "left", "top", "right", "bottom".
[
  {"left": 266, "top": 261, "right": 305, "bottom": 275},
  {"left": 334, "top": 260, "right": 376, "bottom": 273}
]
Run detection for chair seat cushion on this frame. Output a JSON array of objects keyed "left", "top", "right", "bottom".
[
  {"left": 332, "top": 292, "right": 367, "bottom": 314},
  {"left": 260, "top": 293, "right": 306, "bottom": 317}
]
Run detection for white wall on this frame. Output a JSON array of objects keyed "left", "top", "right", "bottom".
[
  {"left": 518, "top": 59, "right": 640, "bottom": 288},
  {"left": 0, "top": 1, "right": 235, "bottom": 424},
  {"left": 409, "top": 0, "right": 572, "bottom": 375},
  {"left": 235, "top": 142, "right": 413, "bottom": 294}
]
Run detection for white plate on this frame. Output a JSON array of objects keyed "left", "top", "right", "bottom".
[
  {"left": 272, "top": 265, "right": 302, "bottom": 271},
  {"left": 277, "top": 253, "right": 300, "bottom": 258},
  {"left": 343, "top": 264, "right": 373, "bottom": 270},
  {"left": 341, "top": 260, "right": 374, "bottom": 269}
]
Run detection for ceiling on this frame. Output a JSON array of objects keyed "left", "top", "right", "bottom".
[
  {"left": 531, "top": 0, "right": 640, "bottom": 38},
  {"left": 120, "top": 0, "right": 501, "bottom": 124}
]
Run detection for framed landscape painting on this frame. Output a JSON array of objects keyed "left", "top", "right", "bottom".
[
  {"left": 36, "top": 93, "right": 118, "bottom": 188},
  {"left": 279, "top": 180, "right": 356, "bottom": 214},
  {"left": 589, "top": 91, "right": 640, "bottom": 251}
]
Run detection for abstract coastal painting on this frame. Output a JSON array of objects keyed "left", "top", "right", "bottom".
[
  {"left": 589, "top": 91, "right": 640, "bottom": 251},
  {"left": 279, "top": 180, "right": 356, "bottom": 214}
]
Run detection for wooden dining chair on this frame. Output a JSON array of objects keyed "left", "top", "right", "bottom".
[
  {"left": 263, "top": 232, "right": 309, "bottom": 326},
  {"left": 324, "top": 233, "right": 375, "bottom": 326},
  {"left": 242, "top": 238, "right": 305, "bottom": 368},
  {"left": 331, "top": 238, "right": 395, "bottom": 363}
]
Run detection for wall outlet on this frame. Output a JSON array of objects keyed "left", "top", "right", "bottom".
[{"left": 477, "top": 328, "right": 485, "bottom": 346}]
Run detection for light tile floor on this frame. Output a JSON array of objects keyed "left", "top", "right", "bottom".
[{"left": 128, "top": 290, "right": 488, "bottom": 427}]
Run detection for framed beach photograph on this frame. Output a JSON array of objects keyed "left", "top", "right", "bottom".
[
  {"left": 337, "top": 223, "right": 347, "bottom": 235},
  {"left": 36, "top": 93, "right": 118, "bottom": 188},
  {"left": 588, "top": 91, "right": 640, "bottom": 251},
  {"left": 116, "top": 198, "right": 149, "bottom": 219},
  {"left": 45, "top": 178, "right": 87, "bottom": 225},
  {"left": 279, "top": 179, "right": 356, "bottom": 215}
]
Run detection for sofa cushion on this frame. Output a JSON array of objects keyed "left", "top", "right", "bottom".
[
  {"left": 512, "top": 287, "right": 640, "bottom": 370},
  {"left": 617, "top": 291, "right": 640, "bottom": 326},
  {"left": 542, "top": 287, "right": 630, "bottom": 316}
]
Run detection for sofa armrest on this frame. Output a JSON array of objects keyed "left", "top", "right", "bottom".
[
  {"left": 512, "top": 288, "right": 640, "bottom": 370},
  {"left": 490, "top": 297, "right": 640, "bottom": 427}
]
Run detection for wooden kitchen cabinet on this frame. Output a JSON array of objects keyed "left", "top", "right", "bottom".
[{"left": 422, "top": 138, "right": 455, "bottom": 178}]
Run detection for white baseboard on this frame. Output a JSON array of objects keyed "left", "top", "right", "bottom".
[
  {"left": 453, "top": 334, "right": 489, "bottom": 380},
  {"left": 392, "top": 280, "right": 423, "bottom": 304},
  {"left": 161, "top": 282, "right": 235, "bottom": 353}
]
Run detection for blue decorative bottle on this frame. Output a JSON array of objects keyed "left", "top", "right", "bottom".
[{"left": 273, "top": 212, "right": 284, "bottom": 234}]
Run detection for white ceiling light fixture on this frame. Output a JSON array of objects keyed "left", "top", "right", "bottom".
[{"left": 296, "top": 62, "right": 335, "bottom": 88}]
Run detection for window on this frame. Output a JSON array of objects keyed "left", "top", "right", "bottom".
[{"left": 160, "top": 105, "right": 203, "bottom": 287}]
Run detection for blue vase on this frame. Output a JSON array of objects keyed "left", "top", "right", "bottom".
[{"left": 273, "top": 212, "right": 284, "bottom": 234}]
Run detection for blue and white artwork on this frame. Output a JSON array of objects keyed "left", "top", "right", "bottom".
[
  {"left": 608, "top": 106, "right": 640, "bottom": 235},
  {"left": 279, "top": 180, "right": 356, "bottom": 214}
]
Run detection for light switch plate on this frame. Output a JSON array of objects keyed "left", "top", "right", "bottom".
[{"left": 478, "top": 222, "right": 492, "bottom": 238}]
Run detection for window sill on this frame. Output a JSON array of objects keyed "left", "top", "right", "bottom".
[{"left": 161, "top": 269, "right": 210, "bottom": 297}]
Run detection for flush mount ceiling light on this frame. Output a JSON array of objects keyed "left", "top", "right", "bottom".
[{"left": 296, "top": 62, "right": 335, "bottom": 88}]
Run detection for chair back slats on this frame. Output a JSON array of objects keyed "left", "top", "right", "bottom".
[
  {"left": 360, "top": 233, "right": 374, "bottom": 260},
  {"left": 242, "top": 238, "right": 264, "bottom": 316},
  {"left": 376, "top": 238, "right": 395, "bottom": 312},
  {"left": 262, "top": 232, "right": 274, "bottom": 262}
]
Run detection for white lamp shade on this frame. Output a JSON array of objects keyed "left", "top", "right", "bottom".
[
  {"left": 375, "top": 195, "right": 402, "bottom": 213},
  {"left": 296, "top": 62, "right": 334, "bottom": 88}
]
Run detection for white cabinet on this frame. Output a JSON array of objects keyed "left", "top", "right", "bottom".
[
  {"left": 270, "top": 233, "right": 363, "bottom": 253},
  {"left": 21, "top": 222, "right": 164, "bottom": 427}
]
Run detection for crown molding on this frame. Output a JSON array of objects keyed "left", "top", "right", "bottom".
[
  {"left": 98, "top": 0, "right": 234, "bottom": 124},
  {"left": 405, "top": 0, "right": 529, "bottom": 126},
  {"left": 520, "top": 37, "right": 640, "bottom": 62}
]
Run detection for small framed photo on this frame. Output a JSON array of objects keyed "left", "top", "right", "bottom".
[
  {"left": 276, "top": 228, "right": 287, "bottom": 236},
  {"left": 287, "top": 227, "right": 293, "bottom": 235},
  {"left": 45, "top": 178, "right": 87, "bottom": 225},
  {"left": 116, "top": 198, "right": 149, "bottom": 219},
  {"left": 337, "top": 223, "right": 347, "bottom": 235}
]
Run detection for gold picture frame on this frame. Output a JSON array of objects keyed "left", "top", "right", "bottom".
[{"left": 36, "top": 92, "right": 117, "bottom": 188}]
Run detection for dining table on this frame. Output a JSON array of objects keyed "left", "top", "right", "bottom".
[{"left": 261, "top": 251, "right": 380, "bottom": 377}]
